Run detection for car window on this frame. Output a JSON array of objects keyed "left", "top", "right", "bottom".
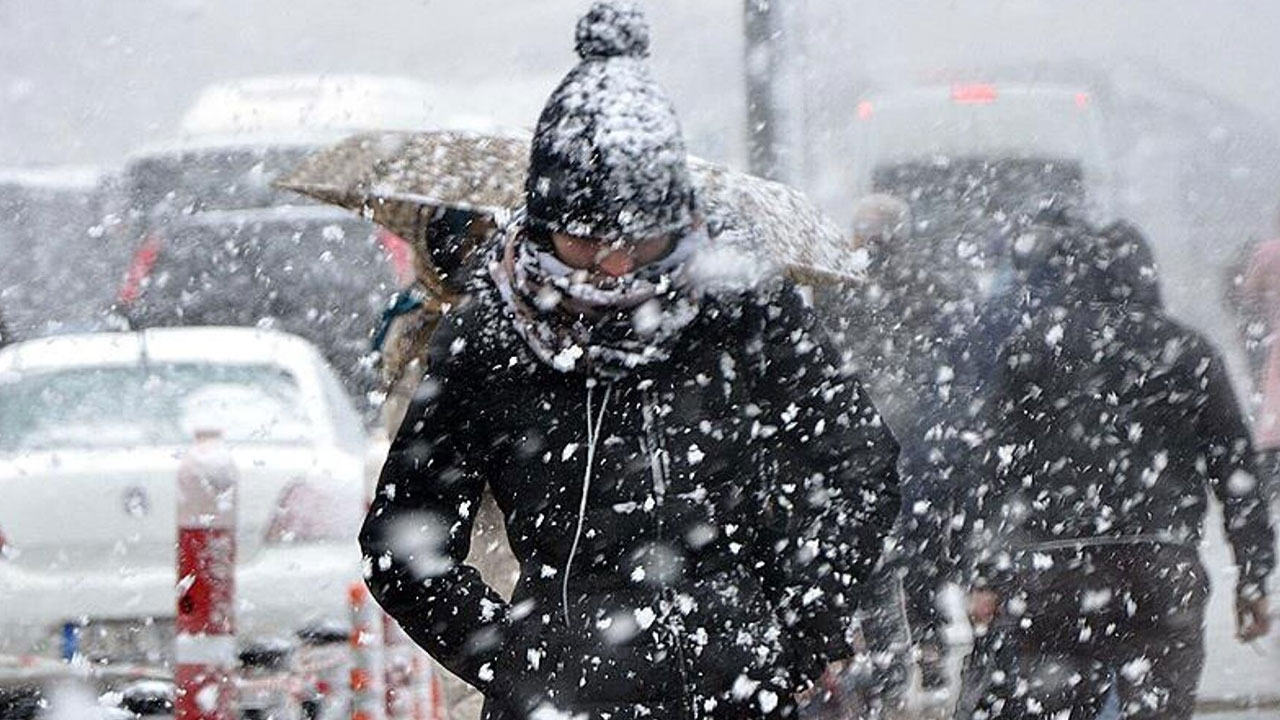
[
  {"left": 0, "top": 362, "right": 313, "bottom": 451},
  {"left": 121, "top": 146, "right": 317, "bottom": 216},
  {"left": 856, "top": 89, "right": 1106, "bottom": 171},
  {"left": 873, "top": 158, "right": 1087, "bottom": 229}
]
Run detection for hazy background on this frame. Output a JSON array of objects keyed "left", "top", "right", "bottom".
[
  {"left": 4, "top": 1, "right": 1279, "bottom": 171},
  {"left": 5, "top": 1, "right": 1280, "bottom": 392},
  {"left": 6, "top": 0, "right": 1280, "bottom": 411},
  {"left": 4, "top": 1, "right": 1280, "bottom": 706},
  {"left": 12, "top": 0, "right": 1274, "bottom": 358}
]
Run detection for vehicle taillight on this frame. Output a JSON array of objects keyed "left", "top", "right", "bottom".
[
  {"left": 376, "top": 229, "right": 415, "bottom": 286},
  {"left": 117, "top": 232, "right": 164, "bottom": 305},
  {"left": 0, "top": 525, "right": 9, "bottom": 560},
  {"left": 264, "top": 482, "right": 346, "bottom": 544},
  {"left": 952, "top": 83, "right": 998, "bottom": 104},
  {"left": 1075, "top": 91, "right": 1091, "bottom": 109},
  {"left": 856, "top": 100, "right": 874, "bottom": 120}
]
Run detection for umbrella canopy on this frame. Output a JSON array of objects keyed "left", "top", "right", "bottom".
[{"left": 277, "top": 129, "right": 857, "bottom": 293}]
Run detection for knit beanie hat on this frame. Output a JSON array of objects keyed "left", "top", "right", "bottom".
[{"left": 524, "top": 1, "right": 697, "bottom": 243}]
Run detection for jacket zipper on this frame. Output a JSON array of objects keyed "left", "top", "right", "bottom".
[
  {"left": 641, "top": 388, "right": 699, "bottom": 719},
  {"left": 563, "top": 380, "right": 612, "bottom": 626}
]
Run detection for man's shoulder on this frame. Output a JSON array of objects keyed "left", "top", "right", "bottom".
[
  {"left": 1154, "top": 317, "right": 1226, "bottom": 381},
  {"left": 1117, "top": 309, "right": 1216, "bottom": 364},
  {"left": 1021, "top": 305, "right": 1222, "bottom": 376},
  {"left": 426, "top": 277, "right": 533, "bottom": 382}
]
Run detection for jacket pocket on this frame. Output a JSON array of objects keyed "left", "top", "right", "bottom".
[{"left": 486, "top": 619, "right": 567, "bottom": 715}]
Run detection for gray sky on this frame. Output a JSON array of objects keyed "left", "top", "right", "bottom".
[
  {"left": 0, "top": 0, "right": 745, "bottom": 167},
  {"left": 4, "top": 0, "right": 1278, "bottom": 172}
]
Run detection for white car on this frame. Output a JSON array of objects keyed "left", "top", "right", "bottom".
[{"left": 0, "top": 327, "right": 367, "bottom": 664}]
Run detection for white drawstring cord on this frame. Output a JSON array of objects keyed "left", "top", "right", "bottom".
[{"left": 563, "top": 380, "right": 612, "bottom": 626}]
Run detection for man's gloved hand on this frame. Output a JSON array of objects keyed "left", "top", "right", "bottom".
[
  {"left": 1236, "top": 594, "right": 1271, "bottom": 642},
  {"left": 968, "top": 589, "right": 1000, "bottom": 633},
  {"left": 794, "top": 659, "right": 850, "bottom": 711}
]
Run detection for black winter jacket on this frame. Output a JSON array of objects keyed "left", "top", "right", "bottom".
[
  {"left": 966, "top": 225, "right": 1275, "bottom": 599},
  {"left": 360, "top": 272, "right": 901, "bottom": 720}
]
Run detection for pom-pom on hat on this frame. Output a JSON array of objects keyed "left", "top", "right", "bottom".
[
  {"left": 525, "top": 1, "right": 697, "bottom": 244},
  {"left": 575, "top": 0, "right": 650, "bottom": 59}
]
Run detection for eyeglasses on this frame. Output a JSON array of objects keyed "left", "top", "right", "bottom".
[{"left": 550, "top": 232, "right": 675, "bottom": 275}]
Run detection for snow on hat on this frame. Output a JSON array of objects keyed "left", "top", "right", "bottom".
[{"left": 525, "top": 0, "right": 696, "bottom": 243}]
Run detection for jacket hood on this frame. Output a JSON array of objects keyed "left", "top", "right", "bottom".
[{"left": 1028, "top": 218, "right": 1163, "bottom": 310}]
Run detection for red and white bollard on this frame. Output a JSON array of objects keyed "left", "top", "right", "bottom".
[
  {"left": 411, "top": 652, "right": 447, "bottom": 720},
  {"left": 349, "top": 583, "right": 387, "bottom": 720},
  {"left": 382, "top": 616, "right": 415, "bottom": 720},
  {"left": 176, "top": 429, "right": 239, "bottom": 720},
  {"left": 382, "top": 619, "right": 447, "bottom": 720}
]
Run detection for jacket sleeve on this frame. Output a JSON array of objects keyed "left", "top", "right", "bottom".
[
  {"left": 359, "top": 322, "right": 519, "bottom": 693},
  {"left": 1197, "top": 349, "right": 1276, "bottom": 599},
  {"left": 958, "top": 327, "right": 1046, "bottom": 592},
  {"left": 754, "top": 283, "right": 902, "bottom": 676}
]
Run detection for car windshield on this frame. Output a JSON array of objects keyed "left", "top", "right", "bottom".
[{"left": 0, "top": 362, "right": 313, "bottom": 451}]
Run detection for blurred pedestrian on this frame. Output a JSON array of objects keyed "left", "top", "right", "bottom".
[
  {"left": 370, "top": 208, "right": 515, "bottom": 720},
  {"left": 832, "top": 194, "right": 933, "bottom": 429},
  {"left": 373, "top": 208, "right": 495, "bottom": 433},
  {"left": 1241, "top": 207, "right": 1280, "bottom": 495},
  {"left": 1223, "top": 238, "right": 1267, "bottom": 379},
  {"left": 937, "top": 211, "right": 1072, "bottom": 583},
  {"left": 957, "top": 219, "right": 1275, "bottom": 719},
  {"left": 811, "top": 194, "right": 954, "bottom": 717},
  {"left": 0, "top": 305, "right": 11, "bottom": 348},
  {"left": 359, "top": 3, "right": 901, "bottom": 719}
]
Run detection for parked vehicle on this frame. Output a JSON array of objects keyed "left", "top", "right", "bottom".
[
  {"left": 0, "top": 166, "right": 121, "bottom": 341},
  {"left": 108, "top": 138, "right": 412, "bottom": 410},
  {"left": 851, "top": 82, "right": 1114, "bottom": 297},
  {"left": 178, "top": 74, "right": 444, "bottom": 139},
  {"left": 0, "top": 327, "right": 367, "bottom": 666},
  {"left": 176, "top": 73, "right": 551, "bottom": 139}
]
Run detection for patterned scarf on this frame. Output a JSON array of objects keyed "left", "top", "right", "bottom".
[{"left": 490, "top": 214, "right": 704, "bottom": 379}]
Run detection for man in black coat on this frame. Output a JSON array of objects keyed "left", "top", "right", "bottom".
[
  {"left": 956, "top": 220, "right": 1275, "bottom": 719},
  {"left": 359, "top": 3, "right": 901, "bottom": 719}
]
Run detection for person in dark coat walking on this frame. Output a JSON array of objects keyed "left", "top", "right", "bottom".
[
  {"left": 0, "top": 305, "right": 11, "bottom": 349},
  {"left": 359, "top": 4, "right": 902, "bottom": 719},
  {"left": 956, "top": 220, "right": 1276, "bottom": 719},
  {"left": 811, "top": 194, "right": 958, "bottom": 715}
]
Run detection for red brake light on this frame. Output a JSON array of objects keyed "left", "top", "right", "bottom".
[
  {"left": 264, "top": 482, "right": 351, "bottom": 544},
  {"left": 952, "top": 83, "right": 998, "bottom": 104},
  {"left": 117, "top": 233, "right": 164, "bottom": 305},
  {"left": 1075, "top": 91, "right": 1091, "bottom": 109},
  {"left": 856, "top": 101, "right": 874, "bottom": 120},
  {"left": 376, "top": 229, "right": 415, "bottom": 286}
]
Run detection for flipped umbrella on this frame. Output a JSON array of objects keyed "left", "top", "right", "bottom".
[{"left": 277, "top": 129, "right": 857, "bottom": 293}]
